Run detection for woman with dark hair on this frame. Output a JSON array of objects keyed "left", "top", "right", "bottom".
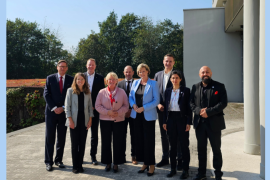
[
  {"left": 65, "top": 72, "right": 94, "bottom": 173},
  {"left": 163, "top": 70, "right": 192, "bottom": 179}
]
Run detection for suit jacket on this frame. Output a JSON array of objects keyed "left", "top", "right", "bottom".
[
  {"left": 64, "top": 88, "right": 94, "bottom": 128},
  {"left": 163, "top": 86, "right": 192, "bottom": 128},
  {"left": 44, "top": 73, "right": 74, "bottom": 117},
  {"left": 189, "top": 80, "right": 228, "bottom": 131},
  {"left": 154, "top": 69, "right": 186, "bottom": 106},
  {"left": 117, "top": 79, "right": 134, "bottom": 97},
  {"left": 84, "top": 72, "right": 105, "bottom": 116},
  {"left": 129, "top": 78, "right": 160, "bottom": 121}
]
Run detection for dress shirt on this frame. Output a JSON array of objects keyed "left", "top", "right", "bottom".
[
  {"left": 169, "top": 89, "right": 180, "bottom": 111},
  {"left": 163, "top": 70, "right": 172, "bottom": 93},
  {"left": 51, "top": 73, "right": 66, "bottom": 112},
  {"left": 87, "top": 71, "right": 95, "bottom": 92},
  {"left": 125, "top": 78, "right": 133, "bottom": 90}
]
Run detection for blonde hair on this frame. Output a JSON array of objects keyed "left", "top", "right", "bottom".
[
  {"left": 71, "top": 73, "right": 90, "bottom": 95},
  {"left": 137, "top": 63, "right": 150, "bottom": 75},
  {"left": 105, "top": 72, "right": 118, "bottom": 85},
  {"left": 86, "top": 58, "right": 96, "bottom": 65}
]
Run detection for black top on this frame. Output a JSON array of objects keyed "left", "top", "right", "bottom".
[
  {"left": 78, "top": 92, "right": 84, "bottom": 112},
  {"left": 135, "top": 84, "right": 145, "bottom": 107},
  {"left": 200, "top": 80, "right": 212, "bottom": 109}
]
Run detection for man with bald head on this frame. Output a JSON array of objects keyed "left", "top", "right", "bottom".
[
  {"left": 190, "top": 66, "right": 227, "bottom": 180},
  {"left": 118, "top": 66, "right": 137, "bottom": 164}
]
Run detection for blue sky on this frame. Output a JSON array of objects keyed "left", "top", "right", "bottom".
[{"left": 7, "top": 0, "right": 211, "bottom": 51}]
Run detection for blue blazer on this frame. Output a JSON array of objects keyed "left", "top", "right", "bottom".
[{"left": 129, "top": 78, "right": 160, "bottom": 121}]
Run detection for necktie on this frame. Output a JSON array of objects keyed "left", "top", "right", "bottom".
[
  {"left": 127, "top": 81, "right": 131, "bottom": 95},
  {"left": 59, "top": 76, "right": 63, "bottom": 93}
]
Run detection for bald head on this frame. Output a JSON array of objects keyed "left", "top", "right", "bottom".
[
  {"left": 199, "top": 66, "right": 212, "bottom": 84},
  {"left": 123, "top": 65, "right": 134, "bottom": 80}
]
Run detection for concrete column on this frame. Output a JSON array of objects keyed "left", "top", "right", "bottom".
[
  {"left": 243, "top": 0, "right": 260, "bottom": 154},
  {"left": 259, "top": 0, "right": 265, "bottom": 179}
]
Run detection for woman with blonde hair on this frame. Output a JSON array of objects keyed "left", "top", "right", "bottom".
[
  {"left": 95, "top": 72, "right": 129, "bottom": 173},
  {"left": 65, "top": 72, "right": 94, "bottom": 173}
]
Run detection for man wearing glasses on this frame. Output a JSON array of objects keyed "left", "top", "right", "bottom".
[{"left": 44, "top": 60, "right": 74, "bottom": 171}]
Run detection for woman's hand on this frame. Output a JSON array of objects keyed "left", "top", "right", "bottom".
[
  {"left": 185, "top": 124, "right": 191, "bottom": 132},
  {"left": 133, "top": 104, "right": 138, "bottom": 111},
  {"left": 69, "top": 118, "right": 75, "bottom": 129},
  {"left": 86, "top": 118, "right": 92, "bottom": 130},
  {"left": 136, "top": 107, "right": 144, "bottom": 113},
  {"left": 163, "top": 124, "right": 167, "bottom": 131},
  {"left": 108, "top": 110, "right": 118, "bottom": 118}
]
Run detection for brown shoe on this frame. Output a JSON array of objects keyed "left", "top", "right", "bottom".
[{"left": 132, "top": 157, "right": 138, "bottom": 165}]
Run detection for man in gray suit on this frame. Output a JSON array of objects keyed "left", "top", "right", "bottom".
[{"left": 154, "top": 54, "right": 186, "bottom": 169}]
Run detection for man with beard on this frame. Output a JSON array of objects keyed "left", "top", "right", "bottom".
[{"left": 190, "top": 66, "right": 227, "bottom": 180}]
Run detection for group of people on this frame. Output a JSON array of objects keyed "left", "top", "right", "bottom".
[{"left": 43, "top": 54, "right": 228, "bottom": 180}]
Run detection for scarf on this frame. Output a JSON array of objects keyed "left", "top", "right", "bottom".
[{"left": 107, "top": 86, "right": 118, "bottom": 105}]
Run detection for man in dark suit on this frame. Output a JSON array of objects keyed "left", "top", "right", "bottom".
[
  {"left": 154, "top": 54, "right": 186, "bottom": 168},
  {"left": 44, "top": 60, "right": 74, "bottom": 171},
  {"left": 117, "top": 65, "right": 137, "bottom": 165},
  {"left": 84, "top": 58, "right": 105, "bottom": 165},
  {"left": 190, "top": 66, "right": 227, "bottom": 180}
]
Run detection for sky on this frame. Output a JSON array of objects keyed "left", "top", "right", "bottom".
[{"left": 7, "top": 0, "right": 212, "bottom": 51}]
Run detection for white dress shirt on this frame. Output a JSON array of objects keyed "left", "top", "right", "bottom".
[
  {"left": 169, "top": 89, "right": 180, "bottom": 111},
  {"left": 163, "top": 70, "right": 172, "bottom": 93},
  {"left": 51, "top": 73, "right": 66, "bottom": 111},
  {"left": 87, "top": 72, "right": 95, "bottom": 92},
  {"left": 125, "top": 78, "right": 133, "bottom": 90}
]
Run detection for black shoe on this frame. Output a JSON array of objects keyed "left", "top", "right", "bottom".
[
  {"left": 78, "top": 167, "right": 84, "bottom": 173},
  {"left": 156, "top": 159, "right": 169, "bottom": 167},
  {"left": 167, "top": 169, "right": 176, "bottom": 177},
  {"left": 147, "top": 166, "right": 155, "bottom": 176},
  {"left": 46, "top": 164, "right": 52, "bottom": 171},
  {"left": 215, "top": 177, "right": 222, "bottom": 180},
  {"left": 138, "top": 166, "right": 149, "bottom": 173},
  {"left": 91, "top": 157, "right": 98, "bottom": 165},
  {"left": 180, "top": 170, "right": 189, "bottom": 179},
  {"left": 113, "top": 165, "right": 118, "bottom": 173},
  {"left": 55, "top": 162, "right": 65, "bottom": 168},
  {"left": 72, "top": 169, "right": 79, "bottom": 174},
  {"left": 193, "top": 173, "right": 207, "bottom": 180},
  {"left": 177, "top": 159, "right": 183, "bottom": 171},
  {"left": 105, "top": 164, "right": 111, "bottom": 172}
]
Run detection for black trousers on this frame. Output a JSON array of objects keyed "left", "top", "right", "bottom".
[
  {"left": 167, "top": 112, "right": 190, "bottom": 170},
  {"left": 133, "top": 113, "right": 155, "bottom": 165},
  {"left": 123, "top": 117, "right": 136, "bottom": 157},
  {"left": 195, "top": 121, "right": 223, "bottom": 177},
  {"left": 100, "top": 120, "right": 126, "bottom": 165},
  {"left": 45, "top": 113, "right": 67, "bottom": 165},
  {"left": 158, "top": 111, "right": 182, "bottom": 160},
  {"left": 70, "top": 111, "right": 88, "bottom": 169},
  {"left": 90, "top": 111, "right": 99, "bottom": 158}
]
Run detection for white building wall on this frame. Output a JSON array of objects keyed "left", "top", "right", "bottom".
[{"left": 183, "top": 8, "right": 243, "bottom": 102}]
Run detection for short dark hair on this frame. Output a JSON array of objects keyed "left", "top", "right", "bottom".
[
  {"left": 57, "top": 60, "right": 68, "bottom": 66},
  {"left": 164, "top": 54, "right": 174, "bottom": 60},
  {"left": 171, "top": 70, "right": 182, "bottom": 79}
]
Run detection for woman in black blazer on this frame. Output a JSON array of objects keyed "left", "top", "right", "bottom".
[{"left": 163, "top": 70, "right": 192, "bottom": 179}]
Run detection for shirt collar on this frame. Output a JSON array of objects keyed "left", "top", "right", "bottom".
[
  {"left": 164, "top": 69, "right": 173, "bottom": 75},
  {"left": 125, "top": 78, "right": 133, "bottom": 82},
  {"left": 87, "top": 71, "right": 95, "bottom": 77},
  {"left": 58, "top": 73, "right": 65, "bottom": 79}
]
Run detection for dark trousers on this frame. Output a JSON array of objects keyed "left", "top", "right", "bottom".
[
  {"left": 158, "top": 111, "right": 182, "bottom": 160},
  {"left": 45, "top": 113, "right": 67, "bottom": 165},
  {"left": 195, "top": 121, "right": 223, "bottom": 177},
  {"left": 167, "top": 112, "right": 190, "bottom": 170},
  {"left": 70, "top": 111, "right": 88, "bottom": 169},
  {"left": 133, "top": 113, "right": 155, "bottom": 165},
  {"left": 100, "top": 120, "right": 126, "bottom": 165},
  {"left": 123, "top": 117, "right": 136, "bottom": 157},
  {"left": 90, "top": 111, "right": 99, "bottom": 158}
]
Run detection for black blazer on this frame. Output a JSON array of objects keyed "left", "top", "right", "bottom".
[
  {"left": 189, "top": 80, "right": 228, "bottom": 131},
  {"left": 44, "top": 73, "right": 74, "bottom": 117},
  {"left": 154, "top": 70, "right": 186, "bottom": 106},
  {"left": 163, "top": 86, "right": 192, "bottom": 130},
  {"left": 117, "top": 79, "right": 134, "bottom": 96},
  {"left": 84, "top": 72, "right": 105, "bottom": 116}
]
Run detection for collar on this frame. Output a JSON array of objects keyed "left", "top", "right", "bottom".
[
  {"left": 87, "top": 71, "right": 95, "bottom": 77},
  {"left": 164, "top": 69, "right": 172, "bottom": 75},
  {"left": 125, "top": 78, "right": 133, "bottom": 82},
  {"left": 57, "top": 73, "right": 65, "bottom": 79}
]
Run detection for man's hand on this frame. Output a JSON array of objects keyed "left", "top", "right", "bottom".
[
  {"left": 185, "top": 124, "right": 191, "bottom": 131},
  {"left": 69, "top": 119, "right": 75, "bottom": 129},
  {"left": 86, "top": 118, "right": 92, "bottom": 130},
  {"left": 54, "top": 107, "right": 64, "bottom": 114},
  {"left": 163, "top": 124, "right": 167, "bottom": 131},
  {"left": 136, "top": 107, "right": 144, "bottom": 113},
  {"left": 157, "top": 104, "right": 164, "bottom": 112},
  {"left": 200, "top": 108, "right": 208, "bottom": 118},
  {"left": 125, "top": 109, "right": 131, "bottom": 118}
]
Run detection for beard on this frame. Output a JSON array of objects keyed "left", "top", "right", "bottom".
[{"left": 201, "top": 76, "right": 211, "bottom": 84}]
